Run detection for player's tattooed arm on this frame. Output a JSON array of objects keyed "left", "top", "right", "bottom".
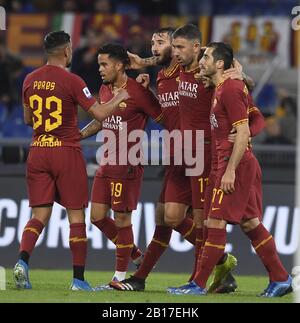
[
  {"left": 80, "top": 119, "right": 102, "bottom": 140},
  {"left": 127, "top": 51, "right": 159, "bottom": 69},
  {"left": 23, "top": 104, "right": 33, "bottom": 127}
]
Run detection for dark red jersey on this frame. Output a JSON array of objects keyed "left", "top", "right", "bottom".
[
  {"left": 178, "top": 67, "right": 213, "bottom": 149},
  {"left": 156, "top": 63, "right": 181, "bottom": 132},
  {"left": 98, "top": 77, "right": 163, "bottom": 178},
  {"left": 22, "top": 65, "right": 96, "bottom": 147},
  {"left": 210, "top": 79, "right": 253, "bottom": 169}
]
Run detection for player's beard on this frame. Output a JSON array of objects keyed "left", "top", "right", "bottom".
[{"left": 157, "top": 47, "right": 173, "bottom": 67}]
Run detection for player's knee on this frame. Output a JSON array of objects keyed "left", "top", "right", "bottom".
[
  {"left": 240, "top": 218, "right": 260, "bottom": 233},
  {"left": 114, "top": 212, "right": 132, "bottom": 228},
  {"left": 206, "top": 218, "right": 227, "bottom": 229},
  {"left": 164, "top": 213, "right": 182, "bottom": 228},
  {"left": 90, "top": 212, "right": 106, "bottom": 223}
]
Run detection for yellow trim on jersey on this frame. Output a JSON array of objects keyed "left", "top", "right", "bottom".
[
  {"left": 153, "top": 239, "right": 168, "bottom": 248},
  {"left": 196, "top": 239, "right": 203, "bottom": 243},
  {"left": 116, "top": 243, "right": 134, "bottom": 249},
  {"left": 216, "top": 81, "right": 225, "bottom": 89},
  {"left": 69, "top": 237, "right": 88, "bottom": 243},
  {"left": 111, "top": 235, "right": 118, "bottom": 243},
  {"left": 249, "top": 107, "right": 259, "bottom": 114},
  {"left": 254, "top": 236, "right": 272, "bottom": 251},
  {"left": 185, "top": 66, "right": 200, "bottom": 74},
  {"left": 204, "top": 242, "right": 225, "bottom": 250},
  {"left": 24, "top": 227, "right": 40, "bottom": 236},
  {"left": 164, "top": 63, "right": 180, "bottom": 77},
  {"left": 154, "top": 112, "right": 164, "bottom": 123},
  {"left": 232, "top": 118, "right": 249, "bottom": 127},
  {"left": 183, "top": 223, "right": 195, "bottom": 239}
]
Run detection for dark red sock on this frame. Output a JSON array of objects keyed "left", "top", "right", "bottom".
[
  {"left": 245, "top": 224, "right": 288, "bottom": 282},
  {"left": 19, "top": 218, "right": 44, "bottom": 256},
  {"left": 194, "top": 228, "right": 227, "bottom": 288},
  {"left": 116, "top": 225, "right": 134, "bottom": 272},
  {"left": 174, "top": 217, "right": 196, "bottom": 245},
  {"left": 188, "top": 227, "right": 203, "bottom": 282},
  {"left": 92, "top": 217, "right": 142, "bottom": 260},
  {"left": 92, "top": 217, "right": 118, "bottom": 242},
  {"left": 135, "top": 225, "right": 172, "bottom": 279},
  {"left": 131, "top": 245, "right": 143, "bottom": 261},
  {"left": 69, "top": 223, "right": 87, "bottom": 267}
]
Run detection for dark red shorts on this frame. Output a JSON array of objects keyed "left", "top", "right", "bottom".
[
  {"left": 159, "top": 165, "right": 191, "bottom": 205},
  {"left": 91, "top": 166, "right": 144, "bottom": 212},
  {"left": 26, "top": 147, "right": 88, "bottom": 209},
  {"left": 187, "top": 145, "right": 211, "bottom": 209},
  {"left": 160, "top": 145, "right": 211, "bottom": 209},
  {"left": 209, "top": 157, "right": 263, "bottom": 224}
]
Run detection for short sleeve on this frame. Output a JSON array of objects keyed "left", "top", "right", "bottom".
[
  {"left": 135, "top": 85, "right": 163, "bottom": 123},
  {"left": 221, "top": 81, "right": 249, "bottom": 127},
  {"left": 70, "top": 73, "right": 97, "bottom": 111}
]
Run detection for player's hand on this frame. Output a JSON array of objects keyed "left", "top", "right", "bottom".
[
  {"left": 114, "top": 88, "right": 130, "bottom": 101},
  {"left": 127, "top": 51, "right": 144, "bottom": 70},
  {"left": 223, "top": 59, "right": 243, "bottom": 81},
  {"left": 136, "top": 73, "right": 150, "bottom": 88},
  {"left": 228, "top": 128, "right": 237, "bottom": 143},
  {"left": 220, "top": 169, "right": 235, "bottom": 194}
]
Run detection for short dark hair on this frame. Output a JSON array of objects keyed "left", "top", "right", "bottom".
[
  {"left": 207, "top": 42, "right": 233, "bottom": 70},
  {"left": 44, "top": 31, "right": 70, "bottom": 54},
  {"left": 153, "top": 27, "right": 175, "bottom": 38},
  {"left": 172, "top": 24, "right": 202, "bottom": 43},
  {"left": 98, "top": 43, "right": 130, "bottom": 66}
]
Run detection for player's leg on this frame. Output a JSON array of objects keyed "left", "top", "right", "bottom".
[
  {"left": 108, "top": 210, "right": 134, "bottom": 289},
  {"left": 170, "top": 217, "right": 228, "bottom": 295},
  {"left": 240, "top": 217, "right": 292, "bottom": 297},
  {"left": 119, "top": 202, "right": 173, "bottom": 291},
  {"left": 14, "top": 148, "right": 55, "bottom": 289},
  {"left": 67, "top": 208, "right": 93, "bottom": 291},
  {"left": 14, "top": 205, "right": 52, "bottom": 289},
  {"left": 54, "top": 147, "right": 93, "bottom": 291},
  {"left": 91, "top": 177, "right": 143, "bottom": 264},
  {"left": 164, "top": 202, "right": 195, "bottom": 242}
]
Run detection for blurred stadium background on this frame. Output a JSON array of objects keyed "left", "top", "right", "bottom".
[{"left": 0, "top": 0, "right": 299, "bottom": 280}]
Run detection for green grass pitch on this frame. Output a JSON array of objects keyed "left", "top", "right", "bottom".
[{"left": 0, "top": 269, "right": 293, "bottom": 303}]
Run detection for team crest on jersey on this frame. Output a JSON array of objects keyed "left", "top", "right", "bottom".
[
  {"left": 119, "top": 102, "right": 127, "bottom": 110},
  {"left": 210, "top": 113, "right": 218, "bottom": 129},
  {"left": 243, "top": 85, "right": 249, "bottom": 96},
  {"left": 83, "top": 87, "right": 92, "bottom": 99},
  {"left": 176, "top": 76, "right": 180, "bottom": 82}
]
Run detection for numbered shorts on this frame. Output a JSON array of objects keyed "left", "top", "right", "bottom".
[
  {"left": 26, "top": 146, "right": 88, "bottom": 209},
  {"left": 187, "top": 144, "right": 212, "bottom": 209},
  {"left": 91, "top": 167, "right": 144, "bottom": 212},
  {"left": 209, "top": 157, "right": 263, "bottom": 225}
]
